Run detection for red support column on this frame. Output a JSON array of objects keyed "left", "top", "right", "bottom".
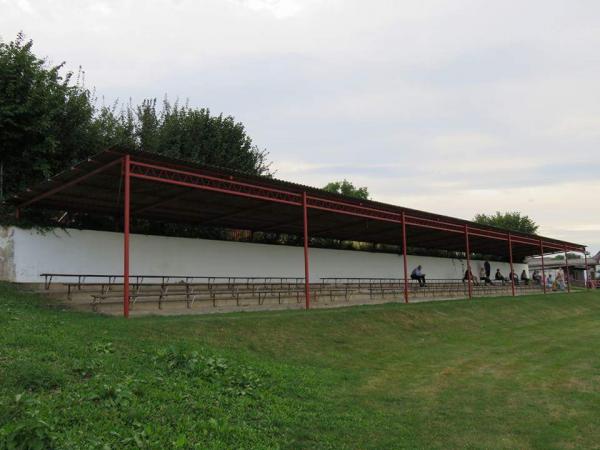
[
  {"left": 302, "top": 192, "right": 310, "bottom": 310},
  {"left": 508, "top": 233, "right": 516, "bottom": 297},
  {"left": 465, "top": 224, "right": 472, "bottom": 299},
  {"left": 540, "top": 240, "right": 546, "bottom": 294},
  {"left": 584, "top": 249, "right": 590, "bottom": 289},
  {"left": 564, "top": 245, "right": 571, "bottom": 293},
  {"left": 123, "top": 155, "right": 131, "bottom": 319},
  {"left": 401, "top": 212, "right": 409, "bottom": 303}
]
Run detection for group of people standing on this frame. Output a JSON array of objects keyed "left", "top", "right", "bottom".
[{"left": 410, "top": 261, "right": 567, "bottom": 290}]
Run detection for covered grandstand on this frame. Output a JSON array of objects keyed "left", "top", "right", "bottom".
[{"left": 9, "top": 149, "right": 590, "bottom": 317}]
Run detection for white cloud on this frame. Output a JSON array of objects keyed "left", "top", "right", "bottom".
[
  {"left": 14, "top": 0, "right": 34, "bottom": 14},
  {"left": 226, "top": 0, "right": 326, "bottom": 19}
]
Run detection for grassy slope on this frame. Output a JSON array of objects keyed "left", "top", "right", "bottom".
[{"left": 1, "top": 284, "right": 600, "bottom": 449}]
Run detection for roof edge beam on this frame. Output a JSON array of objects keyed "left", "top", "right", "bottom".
[{"left": 17, "top": 157, "right": 123, "bottom": 209}]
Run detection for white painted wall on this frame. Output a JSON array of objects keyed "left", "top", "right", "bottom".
[{"left": 1, "top": 226, "right": 527, "bottom": 283}]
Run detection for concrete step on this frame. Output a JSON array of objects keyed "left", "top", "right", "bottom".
[{"left": 21, "top": 281, "right": 547, "bottom": 317}]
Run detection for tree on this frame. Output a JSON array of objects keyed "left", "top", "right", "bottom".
[
  {"left": 323, "top": 179, "right": 369, "bottom": 200},
  {"left": 553, "top": 253, "right": 581, "bottom": 260},
  {"left": 0, "top": 33, "right": 271, "bottom": 208},
  {"left": 0, "top": 32, "right": 97, "bottom": 201},
  {"left": 133, "top": 98, "right": 270, "bottom": 175},
  {"left": 473, "top": 211, "right": 539, "bottom": 234}
]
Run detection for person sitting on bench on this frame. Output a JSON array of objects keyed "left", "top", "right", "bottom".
[
  {"left": 532, "top": 270, "right": 541, "bottom": 285},
  {"left": 479, "top": 267, "right": 493, "bottom": 285},
  {"left": 411, "top": 265, "right": 426, "bottom": 287},
  {"left": 463, "top": 268, "right": 479, "bottom": 285},
  {"left": 520, "top": 270, "right": 530, "bottom": 285},
  {"left": 495, "top": 268, "right": 507, "bottom": 285},
  {"left": 509, "top": 271, "right": 520, "bottom": 285}
]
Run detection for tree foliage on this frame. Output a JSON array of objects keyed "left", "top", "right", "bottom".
[
  {"left": 133, "top": 99, "right": 269, "bottom": 175},
  {"left": 553, "top": 253, "right": 581, "bottom": 260},
  {"left": 473, "top": 211, "right": 539, "bottom": 234},
  {"left": 0, "top": 33, "right": 270, "bottom": 206},
  {"left": 0, "top": 32, "right": 97, "bottom": 200},
  {"left": 323, "top": 179, "right": 369, "bottom": 200}
]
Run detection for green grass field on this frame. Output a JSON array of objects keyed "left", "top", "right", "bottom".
[{"left": 1, "top": 283, "right": 599, "bottom": 449}]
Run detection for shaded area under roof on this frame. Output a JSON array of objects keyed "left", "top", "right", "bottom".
[{"left": 10, "top": 148, "right": 586, "bottom": 260}]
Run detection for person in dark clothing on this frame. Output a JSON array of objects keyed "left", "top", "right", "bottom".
[
  {"left": 495, "top": 268, "right": 506, "bottom": 285},
  {"left": 410, "top": 265, "right": 426, "bottom": 287},
  {"left": 484, "top": 260, "right": 491, "bottom": 278},
  {"left": 480, "top": 267, "right": 493, "bottom": 285},
  {"left": 521, "top": 270, "right": 530, "bottom": 285}
]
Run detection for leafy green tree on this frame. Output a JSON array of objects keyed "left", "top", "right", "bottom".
[
  {"left": 0, "top": 33, "right": 270, "bottom": 206},
  {"left": 323, "top": 179, "right": 369, "bottom": 200},
  {"left": 133, "top": 99, "right": 270, "bottom": 175},
  {"left": 0, "top": 32, "right": 97, "bottom": 200},
  {"left": 473, "top": 211, "right": 539, "bottom": 234},
  {"left": 553, "top": 253, "right": 581, "bottom": 260}
]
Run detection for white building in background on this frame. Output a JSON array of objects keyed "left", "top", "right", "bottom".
[{"left": 526, "top": 252, "right": 599, "bottom": 284}]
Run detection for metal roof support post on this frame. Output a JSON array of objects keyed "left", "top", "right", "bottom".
[
  {"left": 302, "top": 192, "right": 311, "bottom": 310},
  {"left": 465, "top": 224, "right": 472, "bottom": 299},
  {"left": 540, "top": 240, "right": 546, "bottom": 294},
  {"left": 508, "top": 233, "right": 516, "bottom": 297},
  {"left": 401, "top": 211, "right": 409, "bottom": 303},
  {"left": 123, "top": 155, "right": 131, "bottom": 319},
  {"left": 584, "top": 249, "right": 590, "bottom": 289},
  {"left": 564, "top": 245, "right": 571, "bottom": 293}
]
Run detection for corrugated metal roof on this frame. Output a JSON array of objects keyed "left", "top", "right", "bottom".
[{"left": 8, "top": 148, "right": 586, "bottom": 259}]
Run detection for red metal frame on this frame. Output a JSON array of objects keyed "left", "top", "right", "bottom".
[
  {"left": 465, "top": 225, "right": 472, "bottom": 299},
  {"left": 15, "top": 151, "right": 590, "bottom": 317},
  {"left": 540, "top": 240, "right": 546, "bottom": 294},
  {"left": 17, "top": 154, "right": 583, "bottom": 253},
  {"left": 302, "top": 192, "right": 310, "bottom": 310},
  {"left": 508, "top": 233, "right": 515, "bottom": 297},
  {"left": 126, "top": 161, "right": 583, "bottom": 253},
  {"left": 123, "top": 155, "right": 130, "bottom": 318},
  {"left": 130, "top": 161, "right": 303, "bottom": 207},
  {"left": 18, "top": 158, "right": 122, "bottom": 209},
  {"left": 402, "top": 212, "right": 409, "bottom": 303},
  {"left": 564, "top": 245, "right": 571, "bottom": 293}
]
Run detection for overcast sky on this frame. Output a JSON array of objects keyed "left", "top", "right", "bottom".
[{"left": 2, "top": 0, "right": 599, "bottom": 254}]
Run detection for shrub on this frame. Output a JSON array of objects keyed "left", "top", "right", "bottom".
[{"left": 0, "top": 418, "right": 54, "bottom": 450}]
